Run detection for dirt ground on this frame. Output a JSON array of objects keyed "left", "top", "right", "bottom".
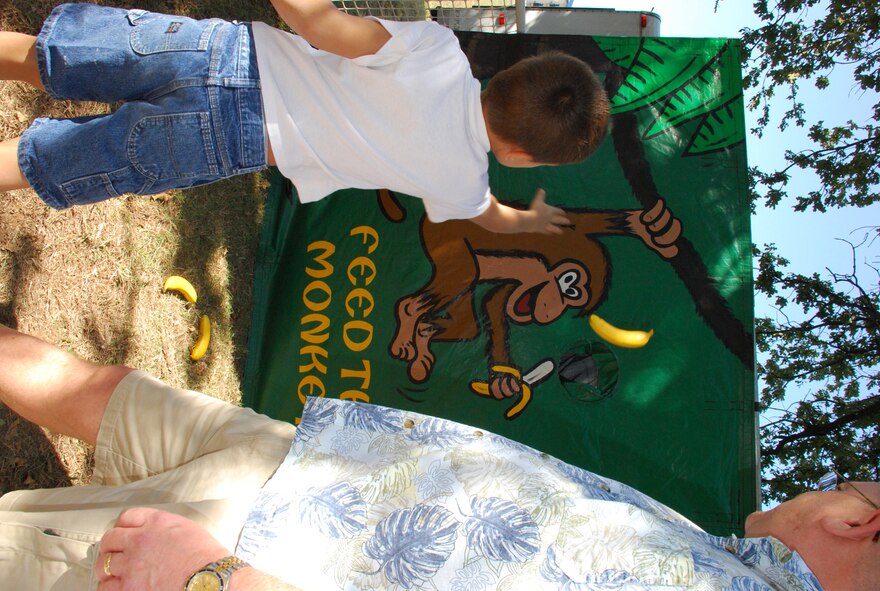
[{"left": 0, "top": 0, "right": 279, "bottom": 494}]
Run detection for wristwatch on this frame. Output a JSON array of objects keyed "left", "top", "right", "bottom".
[{"left": 184, "top": 556, "right": 249, "bottom": 591}]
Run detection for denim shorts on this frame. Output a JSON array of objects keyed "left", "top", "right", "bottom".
[{"left": 18, "top": 3, "right": 267, "bottom": 209}]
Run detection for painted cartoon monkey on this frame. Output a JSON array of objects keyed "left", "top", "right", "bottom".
[{"left": 384, "top": 191, "right": 681, "bottom": 402}]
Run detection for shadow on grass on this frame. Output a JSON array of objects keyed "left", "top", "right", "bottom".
[
  {"left": 0, "top": 407, "right": 73, "bottom": 495},
  {"left": 170, "top": 173, "right": 265, "bottom": 391}
]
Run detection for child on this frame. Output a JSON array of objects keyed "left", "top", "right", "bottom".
[{"left": 0, "top": 1, "right": 609, "bottom": 234}]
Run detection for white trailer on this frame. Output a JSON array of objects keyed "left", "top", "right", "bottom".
[
  {"left": 433, "top": 6, "right": 661, "bottom": 36},
  {"left": 333, "top": 1, "right": 661, "bottom": 36}
]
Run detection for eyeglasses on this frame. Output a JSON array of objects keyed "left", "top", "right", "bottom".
[{"left": 818, "top": 469, "right": 880, "bottom": 543}]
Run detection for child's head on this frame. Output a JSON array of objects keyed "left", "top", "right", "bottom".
[{"left": 482, "top": 52, "right": 610, "bottom": 166}]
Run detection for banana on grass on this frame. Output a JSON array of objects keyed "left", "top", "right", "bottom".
[
  {"left": 163, "top": 275, "right": 198, "bottom": 303},
  {"left": 588, "top": 313, "right": 653, "bottom": 349},
  {"left": 162, "top": 276, "right": 210, "bottom": 360},
  {"left": 190, "top": 315, "right": 211, "bottom": 361}
]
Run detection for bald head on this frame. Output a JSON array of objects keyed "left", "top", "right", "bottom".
[{"left": 745, "top": 482, "right": 880, "bottom": 591}]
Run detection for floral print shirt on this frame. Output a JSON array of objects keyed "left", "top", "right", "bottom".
[{"left": 237, "top": 397, "right": 823, "bottom": 591}]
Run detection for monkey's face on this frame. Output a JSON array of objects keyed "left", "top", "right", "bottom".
[{"left": 507, "top": 261, "right": 591, "bottom": 324}]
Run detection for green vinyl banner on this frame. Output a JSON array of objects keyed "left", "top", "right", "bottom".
[{"left": 243, "top": 32, "right": 757, "bottom": 536}]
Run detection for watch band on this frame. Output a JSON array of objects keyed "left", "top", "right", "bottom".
[
  {"left": 213, "top": 555, "right": 248, "bottom": 575},
  {"left": 213, "top": 555, "right": 248, "bottom": 589},
  {"left": 186, "top": 555, "right": 249, "bottom": 591}
]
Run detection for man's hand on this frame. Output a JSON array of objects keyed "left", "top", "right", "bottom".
[{"left": 95, "top": 508, "right": 230, "bottom": 591}]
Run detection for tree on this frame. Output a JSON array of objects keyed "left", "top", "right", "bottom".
[
  {"left": 754, "top": 232, "right": 879, "bottom": 502},
  {"left": 725, "top": 0, "right": 880, "bottom": 500},
  {"left": 738, "top": 0, "right": 880, "bottom": 212}
]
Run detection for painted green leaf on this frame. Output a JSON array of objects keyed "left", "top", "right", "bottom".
[
  {"left": 596, "top": 38, "right": 706, "bottom": 112},
  {"left": 642, "top": 47, "right": 741, "bottom": 139},
  {"left": 683, "top": 98, "right": 746, "bottom": 155},
  {"left": 597, "top": 38, "right": 742, "bottom": 142}
]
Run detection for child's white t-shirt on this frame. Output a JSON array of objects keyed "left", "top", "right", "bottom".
[{"left": 252, "top": 19, "right": 492, "bottom": 223}]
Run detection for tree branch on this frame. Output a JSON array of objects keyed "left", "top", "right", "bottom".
[{"left": 768, "top": 395, "right": 880, "bottom": 455}]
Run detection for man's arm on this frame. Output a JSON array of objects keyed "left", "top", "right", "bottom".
[
  {"left": 269, "top": 0, "right": 391, "bottom": 58},
  {"left": 96, "top": 508, "right": 304, "bottom": 591},
  {"left": 471, "top": 189, "right": 572, "bottom": 235}
]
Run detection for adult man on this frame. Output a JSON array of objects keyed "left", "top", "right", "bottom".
[{"left": 0, "top": 323, "right": 877, "bottom": 591}]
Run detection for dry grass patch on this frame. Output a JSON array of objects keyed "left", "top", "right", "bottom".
[{"left": 0, "top": 0, "right": 272, "bottom": 494}]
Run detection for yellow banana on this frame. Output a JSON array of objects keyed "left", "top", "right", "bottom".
[
  {"left": 588, "top": 313, "right": 653, "bottom": 348},
  {"left": 163, "top": 275, "right": 198, "bottom": 304},
  {"left": 190, "top": 315, "right": 211, "bottom": 361}
]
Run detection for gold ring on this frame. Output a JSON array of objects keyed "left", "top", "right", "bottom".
[{"left": 103, "top": 553, "right": 113, "bottom": 577}]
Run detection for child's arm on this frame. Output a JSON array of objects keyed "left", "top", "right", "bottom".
[
  {"left": 269, "top": 0, "right": 391, "bottom": 58},
  {"left": 471, "top": 189, "right": 571, "bottom": 234}
]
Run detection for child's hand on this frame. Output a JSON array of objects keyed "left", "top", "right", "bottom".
[
  {"left": 528, "top": 189, "right": 571, "bottom": 234},
  {"left": 471, "top": 191, "right": 570, "bottom": 234}
]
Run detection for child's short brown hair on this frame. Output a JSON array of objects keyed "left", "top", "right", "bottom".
[{"left": 482, "top": 52, "right": 610, "bottom": 164}]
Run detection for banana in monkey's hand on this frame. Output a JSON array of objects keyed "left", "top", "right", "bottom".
[
  {"left": 163, "top": 275, "right": 198, "bottom": 303},
  {"left": 190, "top": 315, "right": 211, "bottom": 361},
  {"left": 588, "top": 313, "right": 653, "bottom": 349}
]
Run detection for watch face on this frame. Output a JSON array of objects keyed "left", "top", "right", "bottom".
[{"left": 186, "top": 571, "right": 223, "bottom": 591}]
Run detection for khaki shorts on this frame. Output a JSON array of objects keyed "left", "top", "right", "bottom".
[{"left": 0, "top": 371, "right": 295, "bottom": 590}]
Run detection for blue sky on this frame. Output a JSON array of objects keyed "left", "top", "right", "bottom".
[{"left": 573, "top": 0, "right": 880, "bottom": 285}]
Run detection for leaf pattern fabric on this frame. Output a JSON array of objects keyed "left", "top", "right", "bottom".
[
  {"left": 237, "top": 398, "right": 824, "bottom": 591},
  {"left": 342, "top": 402, "right": 403, "bottom": 433},
  {"left": 364, "top": 504, "right": 460, "bottom": 588},
  {"left": 464, "top": 497, "right": 540, "bottom": 562},
  {"left": 294, "top": 398, "right": 337, "bottom": 441},
  {"left": 407, "top": 416, "right": 476, "bottom": 448},
  {"left": 299, "top": 482, "right": 367, "bottom": 538}
]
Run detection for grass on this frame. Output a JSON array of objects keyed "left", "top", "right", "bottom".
[{"left": 0, "top": 0, "right": 277, "bottom": 493}]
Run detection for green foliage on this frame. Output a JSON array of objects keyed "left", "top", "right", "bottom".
[
  {"left": 754, "top": 234, "right": 880, "bottom": 502},
  {"left": 717, "top": 0, "right": 880, "bottom": 502},
  {"left": 738, "top": 0, "right": 880, "bottom": 211}
]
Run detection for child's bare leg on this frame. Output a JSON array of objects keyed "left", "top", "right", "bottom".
[
  {"left": 0, "top": 33, "right": 42, "bottom": 192},
  {"left": 0, "top": 137, "right": 29, "bottom": 192},
  {"left": 0, "top": 32, "right": 43, "bottom": 90}
]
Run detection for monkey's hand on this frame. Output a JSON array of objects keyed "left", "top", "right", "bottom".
[
  {"left": 489, "top": 365, "right": 524, "bottom": 400},
  {"left": 470, "top": 365, "right": 521, "bottom": 399},
  {"left": 469, "top": 365, "right": 533, "bottom": 419},
  {"left": 627, "top": 199, "right": 681, "bottom": 258}
]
